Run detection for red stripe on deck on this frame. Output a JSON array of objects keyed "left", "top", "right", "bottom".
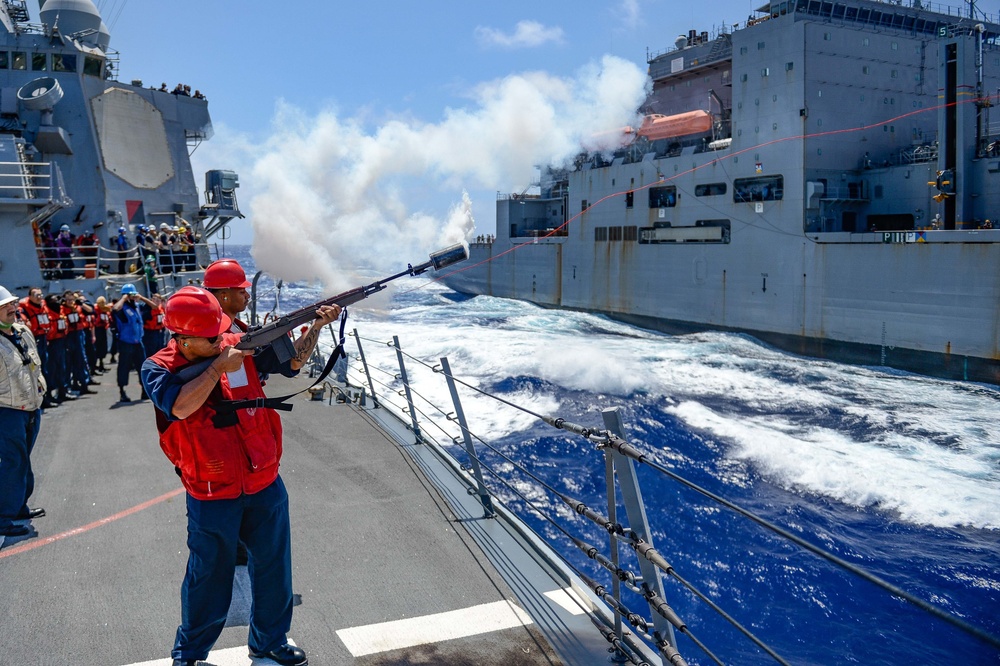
[{"left": 0, "top": 487, "right": 185, "bottom": 560}]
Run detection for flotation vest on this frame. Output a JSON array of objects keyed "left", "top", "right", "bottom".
[
  {"left": 143, "top": 305, "right": 166, "bottom": 331},
  {"left": 19, "top": 298, "right": 51, "bottom": 338},
  {"left": 148, "top": 334, "right": 283, "bottom": 500}
]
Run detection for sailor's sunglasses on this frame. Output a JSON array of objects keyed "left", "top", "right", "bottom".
[{"left": 179, "top": 334, "right": 220, "bottom": 344}]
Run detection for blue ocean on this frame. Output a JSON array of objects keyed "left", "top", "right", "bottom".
[{"left": 228, "top": 244, "right": 1000, "bottom": 665}]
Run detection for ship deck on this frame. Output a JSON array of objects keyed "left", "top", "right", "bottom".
[{"left": 0, "top": 368, "right": 613, "bottom": 665}]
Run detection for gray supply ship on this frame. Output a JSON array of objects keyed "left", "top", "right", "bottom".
[{"left": 442, "top": 0, "right": 1000, "bottom": 385}]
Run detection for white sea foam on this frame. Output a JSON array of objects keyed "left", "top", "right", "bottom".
[{"left": 299, "top": 279, "right": 1000, "bottom": 531}]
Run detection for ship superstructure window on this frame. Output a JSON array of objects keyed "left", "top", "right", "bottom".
[
  {"left": 696, "top": 182, "right": 727, "bottom": 196},
  {"left": 625, "top": 191, "right": 634, "bottom": 208},
  {"left": 0, "top": 53, "right": 7, "bottom": 69},
  {"left": 734, "top": 175, "right": 783, "bottom": 202},
  {"left": 31, "top": 53, "right": 46, "bottom": 71},
  {"left": 649, "top": 185, "right": 677, "bottom": 208},
  {"left": 52, "top": 54, "right": 76, "bottom": 73},
  {"left": 83, "top": 56, "right": 103, "bottom": 77},
  {"left": 595, "top": 227, "right": 608, "bottom": 242},
  {"left": 12, "top": 52, "right": 26, "bottom": 70}
]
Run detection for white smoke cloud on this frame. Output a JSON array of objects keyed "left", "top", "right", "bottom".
[{"left": 245, "top": 55, "right": 649, "bottom": 291}]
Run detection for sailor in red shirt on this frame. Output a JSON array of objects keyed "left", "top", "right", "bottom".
[
  {"left": 141, "top": 287, "right": 338, "bottom": 666},
  {"left": 60, "top": 291, "right": 95, "bottom": 395},
  {"left": 142, "top": 292, "right": 167, "bottom": 356},
  {"left": 92, "top": 296, "right": 111, "bottom": 373},
  {"left": 43, "top": 294, "right": 71, "bottom": 403},
  {"left": 18, "top": 288, "right": 54, "bottom": 409}
]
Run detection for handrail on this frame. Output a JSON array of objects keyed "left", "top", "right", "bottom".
[{"left": 333, "top": 330, "right": 1000, "bottom": 665}]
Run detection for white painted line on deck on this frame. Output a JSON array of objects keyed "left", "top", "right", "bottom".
[
  {"left": 336, "top": 599, "right": 533, "bottom": 657},
  {"left": 123, "top": 639, "right": 297, "bottom": 666},
  {"left": 544, "top": 587, "right": 591, "bottom": 616}
]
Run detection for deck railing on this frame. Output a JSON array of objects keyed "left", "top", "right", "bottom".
[{"left": 297, "top": 329, "right": 1000, "bottom": 666}]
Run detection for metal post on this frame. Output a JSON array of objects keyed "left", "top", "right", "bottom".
[
  {"left": 605, "top": 438, "right": 627, "bottom": 663},
  {"left": 602, "top": 407, "right": 677, "bottom": 650},
  {"left": 440, "top": 356, "right": 494, "bottom": 518},
  {"left": 353, "top": 328, "right": 379, "bottom": 408},
  {"left": 393, "top": 335, "right": 423, "bottom": 443}
]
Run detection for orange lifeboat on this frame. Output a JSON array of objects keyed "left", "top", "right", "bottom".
[{"left": 636, "top": 110, "right": 713, "bottom": 141}]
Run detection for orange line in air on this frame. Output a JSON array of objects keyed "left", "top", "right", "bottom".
[{"left": 0, "top": 487, "right": 185, "bottom": 560}]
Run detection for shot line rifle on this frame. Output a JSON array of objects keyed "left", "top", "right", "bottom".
[{"left": 238, "top": 243, "right": 468, "bottom": 363}]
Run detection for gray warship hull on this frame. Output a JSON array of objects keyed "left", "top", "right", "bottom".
[{"left": 443, "top": 0, "right": 1000, "bottom": 384}]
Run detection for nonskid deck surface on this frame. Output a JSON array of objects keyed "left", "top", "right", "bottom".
[{"left": 0, "top": 366, "right": 569, "bottom": 665}]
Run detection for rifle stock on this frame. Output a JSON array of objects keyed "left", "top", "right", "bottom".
[{"left": 234, "top": 243, "right": 467, "bottom": 357}]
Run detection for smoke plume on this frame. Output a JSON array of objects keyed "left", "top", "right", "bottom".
[{"left": 245, "top": 55, "right": 649, "bottom": 291}]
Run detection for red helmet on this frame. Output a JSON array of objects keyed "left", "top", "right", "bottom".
[
  {"left": 203, "top": 259, "right": 251, "bottom": 289},
  {"left": 164, "top": 286, "right": 231, "bottom": 338}
]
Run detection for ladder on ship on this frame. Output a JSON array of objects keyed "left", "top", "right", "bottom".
[{"left": 3, "top": 0, "right": 29, "bottom": 25}]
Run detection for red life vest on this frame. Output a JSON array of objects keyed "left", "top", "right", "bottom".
[
  {"left": 148, "top": 334, "right": 283, "bottom": 500},
  {"left": 19, "top": 297, "right": 52, "bottom": 338},
  {"left": 62, "top": 304, "right": 82, "bottom": 332},
  {"left": 95, "top": 308, "right": 111, "bottom": 329},
  {"left": 48, "top": 310, "right": 68, "bottom": 340},
  {"left": 143, "top": 305, "right": 166, "bottom": 331}
]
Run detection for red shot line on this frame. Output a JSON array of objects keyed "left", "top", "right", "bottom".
[{"left": 0, "top": 487, "right": 185, "bottom": 560}]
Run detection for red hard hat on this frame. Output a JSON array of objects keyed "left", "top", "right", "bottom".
[
  {"left": 164, "top": 286, "right": 231, "bottom": 338},
  {"left": 203, "top": 259, "right": 251, "bottom": 289}
]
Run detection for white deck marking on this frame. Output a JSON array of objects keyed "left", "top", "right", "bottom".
[
  {"left": 123, "top": 639, "right": 297, "bottom": 666},
  {"left": 544, "top": 587, "right": 590, "bottom": 616},
  {"left": 336, "top": 599, "right": 533, "bottom": 657}
]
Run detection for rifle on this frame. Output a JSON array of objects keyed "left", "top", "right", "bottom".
[{"left": 236, "top": 243, "right": 468, "bottom": 363}]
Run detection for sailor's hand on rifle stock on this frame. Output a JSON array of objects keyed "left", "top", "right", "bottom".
[
  {"left": 314, "top": 304, "right": 341, "bottom": 327},
  {"left": 214, "top": 346, "right": 251, "bottom": 373}
]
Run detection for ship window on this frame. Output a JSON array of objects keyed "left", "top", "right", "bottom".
[
  {"left": 823, "top": 32, "right": 831, "bottom": 40},
  {"left": 761, "top": 68, "right": 769, "bottom": 77},
  {"left": 740, "top": 46, "right": 747, "bottom": 55},
  {"left": 649, "top": 186, "right": 677, "bottom": 208},
  {"left": 734, "top": 175, "right": 783, "bottom": 202},
  {"left": 758, "top": 41, "right": 765, "bottom": 50},
  {"left": 891, "top": 41, "right": 898, "bottom": 50},
  {"left": 0, "top": 53, "right": 7, "bottom": 69},
  {"left": 52, "top": 53, "right": 76, "bottom": 73},
  {"left": 12, "top": 51, "right": 26, "bottom": 70},
  {"left": 863, "top": 66, "right": 870, "bottom": 75},
  {"left": 595, "top": 227, "right": 608, "bottom": 242},
  {"left": 695, "top": 182, "right": 727, "bottom": 196},
  {"left": 581, "top": 199, "right": 588, "bottom": 212},
  {"left": 625, "top": 191, "right": 634, "bottom": 208},
  {"left": 83, "top": 56, "right": 103, "bottom": 77},
  {"left": 891, "top": 69, "right": 898, "bottom": 78},
  {"left": 741, "top": 73, "right": 747, "bottom": 82},
  {"left": 31, "top": 53, "right": 46, "bottom": 71},
  {"left": 786, "top": 61, "right": 794, "bottom": 71},
  {"left": 863, "top": 37, "right": 870, "bottom": 46}
]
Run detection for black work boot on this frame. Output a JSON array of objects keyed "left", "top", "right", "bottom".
[{"left": 119, "top": 388, "right": 131, "bottom": 403}]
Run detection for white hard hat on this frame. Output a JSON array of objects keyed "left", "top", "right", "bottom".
[{"left": 0, "top": 285, "right": 17, "bottom": 307}]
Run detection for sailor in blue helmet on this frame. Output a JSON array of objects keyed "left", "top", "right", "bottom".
[
  {"left": 114, "top": 225, "right": 129, "bottom": 274},
  {"left": 112, "top": 283, "right": 156, "bottom": 402}
]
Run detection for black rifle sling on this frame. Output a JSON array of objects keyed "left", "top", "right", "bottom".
[{"left": 212, "top": 310, "right": 349, "bottom": 423}]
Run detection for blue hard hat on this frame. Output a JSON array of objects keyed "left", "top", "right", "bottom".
[
  {"left": 60, "top": 224, "right": 70, "bottom": 232},
  {"left": 121, "top": 284, "right": 138, "bottom": 295},
  {"left": 118, "top": 226, "right": 126, "bottom": 233}
]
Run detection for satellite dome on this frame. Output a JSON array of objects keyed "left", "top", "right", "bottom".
[
  {"left": 95, "top": 20, "right": 110, "bottom": 49},
  {"left": 39, "top": 0, "right": 103, "bottom": 39}
]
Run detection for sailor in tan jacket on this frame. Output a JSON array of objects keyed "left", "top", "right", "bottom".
[{"left": 0, "top": 284, "right": 46, "bottom": 540}]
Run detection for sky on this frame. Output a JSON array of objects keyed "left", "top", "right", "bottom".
[{"left": 94, "top": 0, "right": 762, "bottom": 286}]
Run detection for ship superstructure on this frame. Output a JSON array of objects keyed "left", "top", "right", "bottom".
[
  {"left": 0, "top": 0, "right": 241, "bottom": 300},
  {"left": 444, "top": 0, "right": 1000, "bottom": 383}
]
